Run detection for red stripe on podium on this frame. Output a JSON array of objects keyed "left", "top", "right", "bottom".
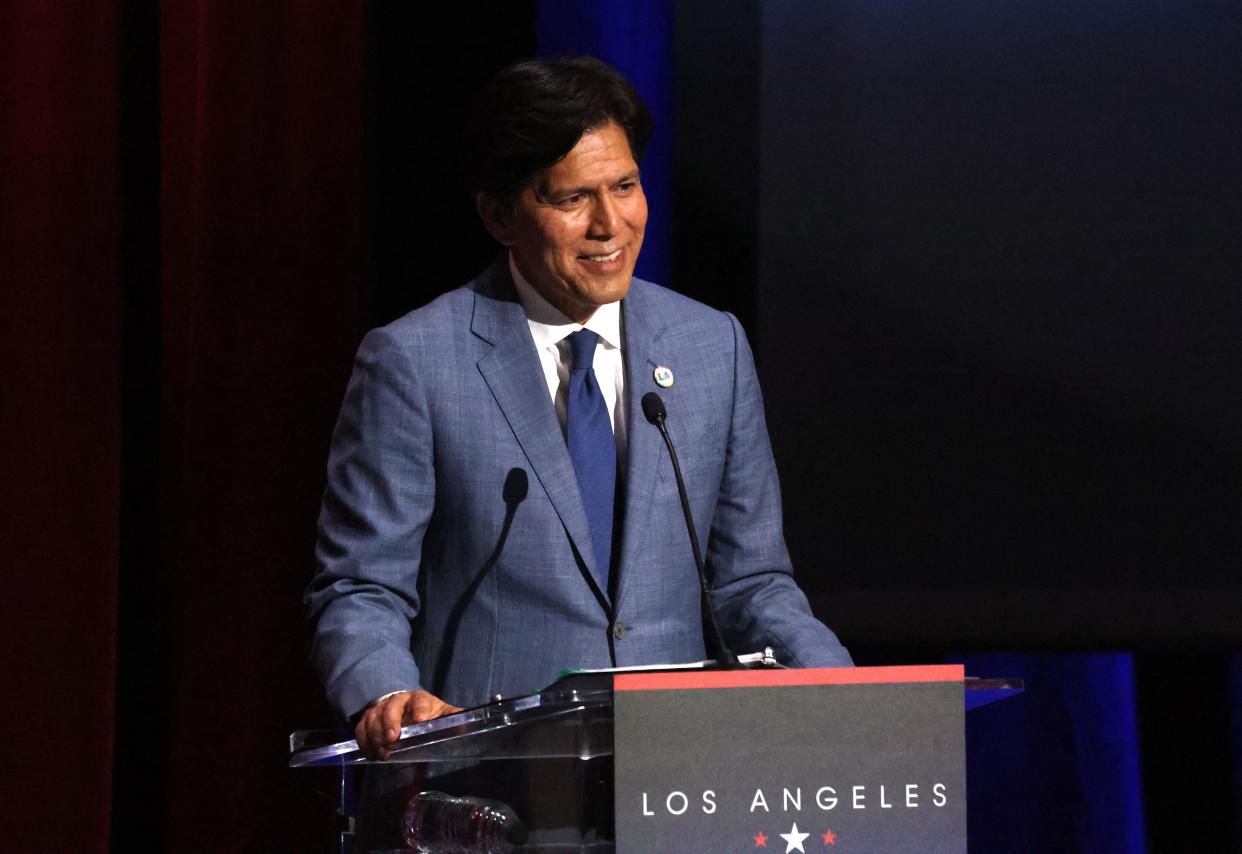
[{"left": 613, "top": 664, "right": 965, "bottom": 692}]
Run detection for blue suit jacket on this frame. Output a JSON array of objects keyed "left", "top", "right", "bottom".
[{"left": 306, "top": 261, "right": 851, "bottom": 718}]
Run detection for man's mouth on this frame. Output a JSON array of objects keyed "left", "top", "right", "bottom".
[{"left": 580, "top": 248, "right": 622, "bottom": 263}]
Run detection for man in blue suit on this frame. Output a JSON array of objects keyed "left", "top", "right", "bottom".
[{"left": 306, "top": 56, "right": 851, "bottom": 760}]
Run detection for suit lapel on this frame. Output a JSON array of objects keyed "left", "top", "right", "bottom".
[
  {"left": 471, "top": 262, "right": 611, "bottom": 609},
  {"left": 615, "top": 281, "right": 669, "bottom": 611}
]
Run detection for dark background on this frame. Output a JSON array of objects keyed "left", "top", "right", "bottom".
[
  {"left": 2, "top": 1, "right": 1239, "bottom": 850},
  {"left": 756, "top": 1, "right": 1242, "bottom": 646}
]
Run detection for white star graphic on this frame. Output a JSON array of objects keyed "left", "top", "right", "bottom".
[{"left": 780, "top": 821, "right": 810, "bottom": 853}]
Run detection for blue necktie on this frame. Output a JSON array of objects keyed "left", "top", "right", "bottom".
[{"left": 565, "top": 329, "right": 616, "bottom": 590}]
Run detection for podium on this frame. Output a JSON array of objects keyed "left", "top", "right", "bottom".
[{"left": 290, "top": 660, "right": 1020, "bottom": 853}]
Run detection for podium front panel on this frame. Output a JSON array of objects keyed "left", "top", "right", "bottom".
[{"left": 613, "top": 666, "right": 966, "bottom": 854}]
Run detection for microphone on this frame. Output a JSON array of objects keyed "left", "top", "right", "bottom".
[{"left": 641, "top": 392, "right": 741, "bottom": 669}]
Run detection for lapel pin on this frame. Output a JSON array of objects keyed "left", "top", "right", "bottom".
[{"left": 653, "top": 365, "right": 674, "bottom": 388}]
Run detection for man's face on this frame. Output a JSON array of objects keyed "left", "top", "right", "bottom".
[{"left": 482, "top": 121, "right": 647, "bottom": 323}]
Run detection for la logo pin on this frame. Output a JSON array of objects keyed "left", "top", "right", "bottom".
[{"left": 653, "top": 365, "right": 674, "bottom": 388}]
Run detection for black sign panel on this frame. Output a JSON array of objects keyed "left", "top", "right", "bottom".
[{"left": 614, "top": 666, "right": 966, "bottom": 853}]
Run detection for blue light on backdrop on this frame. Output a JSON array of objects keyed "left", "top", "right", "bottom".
[
  {"left": 536, "top": 0, "right": 674, "bottom": 289},
  {"left": 955, "top": 652, "right": 1146, "bottom": 852}
]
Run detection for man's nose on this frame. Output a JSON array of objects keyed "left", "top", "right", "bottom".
[{"left": 587, "top": 194, "right": 621, "bottom": 238}]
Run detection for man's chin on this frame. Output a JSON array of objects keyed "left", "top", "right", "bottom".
[{"left": 585, "top": 278, "right": 632, "bottom": 308}]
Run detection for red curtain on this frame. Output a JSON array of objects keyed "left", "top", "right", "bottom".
[
  {"left": 1, "top": 4, "right": 122, "bottom": 849},
  {"left": 159, "top": 2, "right": 364, "bottom": 849},
  {"left": 4, "top": 1, "right": 363, "bottom": 849}
]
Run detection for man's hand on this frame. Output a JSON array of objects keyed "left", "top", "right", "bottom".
[{"left": 354, "top": 690, "right": 463, "bottom": 760}]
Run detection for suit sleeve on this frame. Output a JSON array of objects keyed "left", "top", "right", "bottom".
[
  {"left": 304, "top": 328, "right": 433, "bottom": 719},
  {"left": 705, "top": 312, "right": 853, "bottom": 668}
]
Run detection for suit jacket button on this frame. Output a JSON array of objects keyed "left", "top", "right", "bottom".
[{"left": 612, "top": 621, "right": 628, "bottom": 640}]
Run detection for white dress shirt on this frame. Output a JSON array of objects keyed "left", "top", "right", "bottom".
[{"left": 509, "top": 254, "right": 628, "bottom": 466}]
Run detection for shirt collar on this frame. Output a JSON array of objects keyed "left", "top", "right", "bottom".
[{"left": 509, "top": 252, "right": 623, "bottom": 352}]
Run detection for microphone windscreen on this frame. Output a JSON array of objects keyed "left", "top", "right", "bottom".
[
  {"left": 502, "top": 467, "right": 529, "bottom": 505},
  {"left": 641, "top": 392, "right": 667, "bottom": 424}
]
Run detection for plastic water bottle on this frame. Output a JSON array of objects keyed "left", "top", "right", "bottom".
[{"left": 401, "top": 790, "right": 529, "bottom": 853}]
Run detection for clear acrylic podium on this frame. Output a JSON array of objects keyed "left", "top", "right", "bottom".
[{"left": 290, "top": 659, "right": 1021, "bottom": 853}]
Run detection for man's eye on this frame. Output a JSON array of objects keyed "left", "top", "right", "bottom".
[
  {"left": 616, "top": 182, "right": 636, "bottom": 194},
  {"left": 558, "top": 194, "right": 585, "bottom": 207}
]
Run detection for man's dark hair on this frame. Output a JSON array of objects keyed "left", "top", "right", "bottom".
[{"left": 463, "top": 55, "right": 653, "bottom": 203}]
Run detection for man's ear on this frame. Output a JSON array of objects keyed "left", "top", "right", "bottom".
[{"left": 476, "top": 192, "right": 514, "bottom": 246}]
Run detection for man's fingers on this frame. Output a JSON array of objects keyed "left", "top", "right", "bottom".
[
  {"left": 354, "top": 710, "right": 382, "bottom": 760},
  {"left": 353, "top": 694, "right": 410, "bottom": 760},
  {"left": 380, "top": 693, "right": 410, "bottom": 743},
  {"left": 352, "top": 691, "right": 462, "bottom": 760}
]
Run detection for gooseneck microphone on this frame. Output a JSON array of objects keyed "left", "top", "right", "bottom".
[{"left": 641, "top": 392, "right": 741, "bottom": 669}]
